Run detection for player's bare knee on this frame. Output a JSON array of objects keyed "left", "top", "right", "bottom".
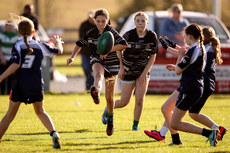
[
  {"left": 119, "top": 100, "right": 129, "bottom": 107},
  {"left": 94, "top": 73, "right": 103, "bottom": 80},
  {"left": 105, "top": 97, "right": 114, "bottom": 104},
  {"left": 135, "top": 101, "right": 143, "bottom": 107},
  {"left": 189, "top": 113, "right": 198, "bottom": 121},
  {"left": 171, "top": 122, "right": 179, "bottom": 130},
  {"left": 35, "top": 109, "right": 46, "bottom": 116},
  {"left": 161, "top": 104, "right": 167, "bottom": 115}
]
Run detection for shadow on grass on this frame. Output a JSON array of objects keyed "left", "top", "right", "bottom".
[
  {"left": 62, "top": 140, "right": 155, "bottom": 151},
  {"left": 6, "top": 132, "right": 49, "bottom": 136},
  {"left": 6, "top": 129, "right": 92, "bottom": 136},
  {"left": 64, "top": 140, "right": 154, "bottom": 146},
  {"left": 209, "top": 152, "right": 230, "bottom": 153}
]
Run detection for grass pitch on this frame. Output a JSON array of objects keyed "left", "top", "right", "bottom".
[{"left": 0, "top": 93, "right": 229, "bottom": 153}]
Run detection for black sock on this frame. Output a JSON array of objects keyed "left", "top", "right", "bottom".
[
  {"left": 133, "top": 120, "right": 139, "bottom": 127},
  {"left": 171, "top": 133, "right": 182, "bottom": 144},
  {"left": 50, "top": 130, "right": 56, "bottom": 136},
  {"left": 202, "top": 128, "right": 212, "bottom": 138}
]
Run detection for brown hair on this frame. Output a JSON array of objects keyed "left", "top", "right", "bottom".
[
  {"left": 18, "top": 19, "right": 34, "bottom": 54},
  {"left": 185, "top": 23, "right": 205, "bottom": 68},
  {"left": 134, "top": 11, "right": 149, "bottom": 22},
  {"left": 203, "top": 26, "right": 223, "bottom": 65},
  {"left": 94, "top": 8, "right": 109, "bottom": 20}
]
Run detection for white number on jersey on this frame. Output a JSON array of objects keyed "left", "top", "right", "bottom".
[{"left": 21, "top": 55, "right": 35, "bottom": 68}]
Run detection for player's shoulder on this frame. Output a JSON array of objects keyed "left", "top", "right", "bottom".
[
  {"left": 86, "top": 27, "right": 97, "bottom": 35},
  {"left": 123, "top": 28, "right": 136, "bottom": 36},
  {"left": 204, "top": 44, "right": 214, "bottom": 53},
  {"left": 105, "top": 25, "right": 118, "bottom": 34},
  {"left": 146, "top": 29, "right": 157, "bottom": 37}
]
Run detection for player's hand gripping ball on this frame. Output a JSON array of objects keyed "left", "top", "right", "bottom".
[{"left": 97, "top": 31, "right": 114, "bottom": 55}]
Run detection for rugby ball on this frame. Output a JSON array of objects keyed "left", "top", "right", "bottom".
[{"left": 97, "top": 31, "right": 114, "bottom": 55}]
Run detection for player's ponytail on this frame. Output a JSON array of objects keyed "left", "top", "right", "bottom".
[
  {"left": 18, "top": 19, "right": 34, "bottom": 55},
  {"left": 199, "top": 34, "right": 205, "bottom": 68},
  {"left": 23, "top": 35, "right": 33, "bottom": 55},
  {"left": 210, "top": 37, "right": 223, "bottom": 65},
  {"left": 203, "top": 26, "right": 223, "bottom": 65},
  {"left": 185, "top": 24, "right": 204, "bottom": 69}
]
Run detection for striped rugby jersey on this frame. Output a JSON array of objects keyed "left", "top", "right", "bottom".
[
  {"left": 122, "top": 28, "right": 158, "bottom": 77},
  {"left": 0, "top": 30, "right": 18, "bottom": 61},
  {"left": 76, "top": 24, "right": 127, "bottom": 72}
]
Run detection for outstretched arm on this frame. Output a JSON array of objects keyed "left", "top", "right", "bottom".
[
  {"left": 52, "top": 35, "right": 64, "bottom": 55},
  {"left": 0, "top": 63, "right": 20, "bottom": 83},
  {"left": 110, "top": 44, "right": 127, "bottom": 52},
  {"left": 67, "top": 45, "right": 81, "bottom": 66},
  {"left": 138, "top": 54, "right": 156, "bottom": 86}
]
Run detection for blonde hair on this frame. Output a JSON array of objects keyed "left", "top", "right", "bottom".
[
  {"left": 203, "top": 26, "right": 223, "bottom": 65},
  {"left": 134, "top": 11, "right": 149, "bottom": 22},
  {"left": 168, "top": 3, "right": 183, "bottom": 17},
  {"left": 18, "top": 19, "right": 34, "bottom": 55}
]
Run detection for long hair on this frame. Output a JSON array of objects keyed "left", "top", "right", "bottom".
[
  {"left": 185, "top": 23, "right": 205, "bottom": 68},
  {"left": 18, "top": 19, "right": 34, "bottom": 55},
  {"left": 203, "top": 26, "right": 223, "bottom": 65}
]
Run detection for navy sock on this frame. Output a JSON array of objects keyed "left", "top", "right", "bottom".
[
  {"left": 171, "top": 133, "right": 182, "bottom": 144},
  {"left": 50, "top": 130, "right": 56, "bottom": 136},
  {"left": 202, "top": 128, "right": 212, "bottom": 138}
]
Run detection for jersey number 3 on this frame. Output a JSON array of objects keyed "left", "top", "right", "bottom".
[{"left": 21, "top": 55, "right": 35, "bottom": 68}]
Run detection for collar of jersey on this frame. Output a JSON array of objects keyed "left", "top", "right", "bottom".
[
  {"left": 189, "top": 42, "right": 199, "bottom": 49},
  {"left": 18, "top": 36, "right": 33, "bottom": 41}
]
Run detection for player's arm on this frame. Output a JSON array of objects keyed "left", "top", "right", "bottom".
[
  {"left": 175, "top": 54, "right": 183, "bottom": 75},
  {"left": 110, "top": 29, "right": 128, "bottom": 53},
  {"left": 0, "top": 63, "right": 19, "bottom": 83},
  {"left": 110, "top": 44, "right": 127, "bottom": 52},
  {"left": 117, "top": 50, "right": 125, "bottom": 80},
  {"left": 51, "top": 35, "right": 63, "bottom": 55},
  {"left": 175, "top": 47, "right": 187, "bottom": 75},
  {"left": 142, "top": 54, "right": 156, "bottom": 76},
  {"left": 166, "top": 47, "right": 179, "bottom": 57},
  {"left": 67, "top": 45, "right": 81, "bottom": 66},
  {"left": 0, "top": 48, "right": 7, "bottom": 64}
]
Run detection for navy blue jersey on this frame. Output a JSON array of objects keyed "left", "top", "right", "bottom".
[
  {"left": 10, "top": 36, "right": 59, "bottom": 99},
  {"left": 122, "top": 28, "right": 158, "bottom": 80},
  {"left": 178, "top": 42, "right": 204, "bottom": 90},
  {"left": 203, "top": 44, "right": 216, "bottom": 91}
]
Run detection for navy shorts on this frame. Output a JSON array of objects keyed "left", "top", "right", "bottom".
[
  {"left": 176, "top": 86, "right": 203, "bottom": 111},
  {"left": 189, "top": 87, "right": 213, "bottom": 113},
  {"left": 10, "top": 89, "right": 44, "bottom": 104}
]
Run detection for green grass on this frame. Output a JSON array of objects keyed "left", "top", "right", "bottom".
[
  {"left": 53, "top": 55, "right": 84, "bottom": 76},
  {"left": 0, "top": 93, "right": 229, "bottom": 152}
]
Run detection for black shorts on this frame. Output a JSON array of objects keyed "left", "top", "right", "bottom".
[
  {"left": 90, "top": 57, "right": 119, "bottom": 78},
  {"left": 189, "top": 88, "right": 213, "bottom": 113},
  {"left": 123, "top": 72, "right": 150, "bottom": 81},
  {"left": 176, "top": 86, "right": 182, "bottom": 92},
  {"left": 10, "top": 89, "right": 44, "bottom": 104},
  {"left": 176, "top": 86, "right": 203, "bottom": 111}
]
